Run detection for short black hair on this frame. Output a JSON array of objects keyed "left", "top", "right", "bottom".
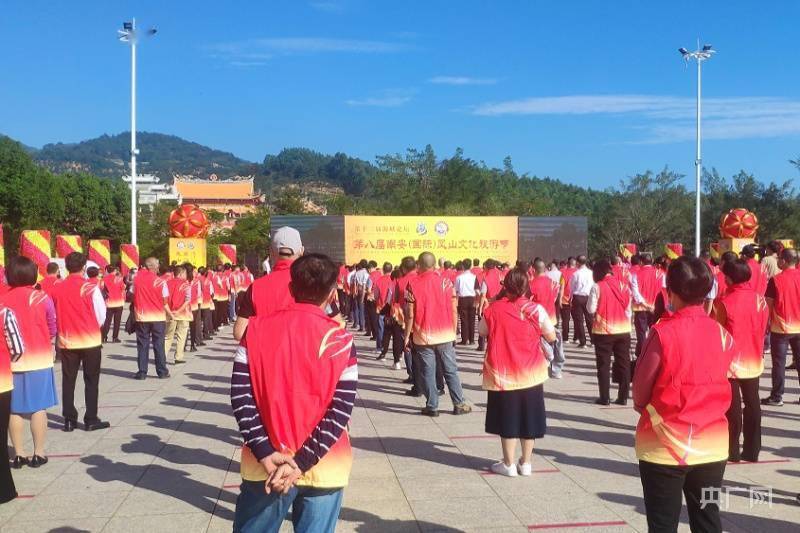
[
  {"left": 720, "top": 251, "right": 737, "bottom": 265},
  {"left": 444, "top": 261, "right": 452, "bottom": 269},
  {"left": 500, "top": 267, "right": 529, "bottom": 301},
  {"left": 472, "top": 258, "right": 479, "bottom": 266},
  {"left": 368, "top": 260, "right": 378, "bottom": 269},
  {"left": 86, "top": 266, "right": 100, "bottom": 279},
  {"left": 382, "top": 262, "right": 392, "bottom": 274},
  {"left": 721, "top": 259, "right": 752, "bottom": 285},
  {"left": 667, "top": 256, "right": 713, "bottom": 305},
  {"left": 7, "top": 256, "right": 38, "bottom": 287},
  {"left": 641, "top": 253, "right": 653, "bottom": 266},
  {"left": 766, "top": 240, "right": 783, "bottom": 255},
  {"left": 358, "top": 259, "right": 369, "bottom": 269},
  {"left": 400, "top": 256, "right": 416, "bottom": 274},
  {"left": 592, "top": 258, "right": 612, "bottom": 283},
  {"left": 289, "top": 253, "right": 338, "bottom": 305},
  {"left": 577, "top": 255, "right": 588, "bottom": 266},
  {"left": 46, "top": 262, "right": 60, "bottom": 275},
  {"left": 740, "top": 244, "right": 758, "bottom": 259},
  {"left": 105, "top": 264, "right": 117, "bottom": 274},
  {"left": 65, "top": 252, "right": 87, "bottom": 274},
  {"left": 630, "top": 254, "right": 641, "bottom": 266}
]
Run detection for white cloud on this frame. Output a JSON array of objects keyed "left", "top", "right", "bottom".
[
  {"left": 429, "top": 76, "right": 497, "bottom": 86},
  {"left": 207, "top": 37, "right": 412, "bottom": 65},
  {"left": 471, "top": 94, "right": 800, "bottom": 143}
]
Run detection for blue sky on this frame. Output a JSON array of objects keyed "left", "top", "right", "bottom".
[{"left": 2, "top": 1, "right": 800, "bottom": 189}]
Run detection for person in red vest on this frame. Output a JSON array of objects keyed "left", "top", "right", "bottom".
[
  {"left": 477, "top": 260, "right": 503, "bottom": 351},
  {"left": 39, "top": 262, "right": 61, "bottom": 297},
  {"left": 0, "top": 302, "right": 24, "bottom": 503},
  {"left": 165, "top": 266, "right": 193, "bottom": 365},
  {"left": 762, "top": 247, "right": 800, "bottom": 406},
  {"left": 480, "top": 267, "right": 556, "bottom": 476},
  {"left": 371, "top": 262, "right": 393, "bottom": 361},
  {"left": 610, "top": 255, "right": 630, "bottom": 286},
  {"left": 230, "top": 254, "right": 357, "bottom": 532},
  {"left": 364, "top": 260, "right": 381, "bottom": 342},
  {"left": 52, "top": 252, "right": 109, "bottom": 431},
  {"left": 403, "top": 252, "right": 471, "bottom": 417},
  {"left": 133, "top": 257, "right": 171, "bottom": 380},
  {"left": 633, "top": 256, "right": 734, "bottom": 532},
  {"left": 1, "top": 257, "right": 57, "bottom": 468},
  {"left": 394, "top": 257, "right": 418, "bottom": 389},
  {"left": 741, "top": 244, "right": 768, "bottom": 296},
  {"left": 631, "top": 254, "right": 660, "bottom": 360},
  {"left": 101, "top": 265, "right": 125, "bottom": 344},
  {"left": 587, "top": 258, "right": 632, "bottom": 405},
  {"left": 234, "top": 226, "right": 304, "bottom": 341},
  {"left": 211, "top": 265, "right": 227, "bottom": 331},
  {"left": 713, "top": 258, "right": 768, "bottom": 462},
  {"left": 529, "top": 259, "right": 565, "bottom": 379},
  {"left": 185, "top": 264, "right": 204, "bottom": 351},
  {"left": 559, "top": 257, "right": 577, "bottom": 343},
  {"left": 197, "top": 267, "right": 215, "bottom": 341}
]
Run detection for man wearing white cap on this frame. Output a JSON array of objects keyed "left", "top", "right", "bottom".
[{"left": 234, "top": 227, "right": 304, "bottom": 341}]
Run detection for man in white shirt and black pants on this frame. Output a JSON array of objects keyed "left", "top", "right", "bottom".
[
  {"left": 455, "top": 260, "right": 477, "bottom": 345},
  {"left": 569, "top": 255, "right": 595, "bottom": 349}
]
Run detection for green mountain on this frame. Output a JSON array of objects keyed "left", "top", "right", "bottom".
[{"left": 33, "top": 132, "right": 255, "bottom": 179}]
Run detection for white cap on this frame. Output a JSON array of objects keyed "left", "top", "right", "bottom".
[{"left": 272, "top": 226, "right": 303, "bottom": 255}]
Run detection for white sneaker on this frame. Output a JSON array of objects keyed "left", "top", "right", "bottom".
[
  {"left": 490, "top": 461, "right": 518, "bottom": 477},
  {"left": 517, "top": 461, "right": 532, "bottom": 476},
  {"left": 392, "top": 362, "right": 402, "bottom": 370}
]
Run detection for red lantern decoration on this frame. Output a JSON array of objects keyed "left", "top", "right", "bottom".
[
  {"left": 169, "top": 204, "right": 210, "bottom": 238},
  {"left": 719, "top": 208, "right": 759, "bottom": 239}
]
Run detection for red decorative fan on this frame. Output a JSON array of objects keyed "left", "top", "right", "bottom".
[
  {"left": 169, "top": 204, "right": 210, "bottom": 238},
  {"left": 719, "top": 208, "right": 759, "bottom": 239}
]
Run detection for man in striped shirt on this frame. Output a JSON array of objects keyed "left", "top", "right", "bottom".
[{"left": 231, "top": 253, "right": 358, "bottom": 533}]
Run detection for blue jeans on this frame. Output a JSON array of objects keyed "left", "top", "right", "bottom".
[
  {"left": 542, "top": 330, "right": 565, "bottom": 377},
  {"left": 416, "top": 342, "right": 465, "bottom": 410},
  {"left": 354, "top": 298, "right": 365, "bottom": 330},
  {"left": 374, "top": 315, "right": 385, "bottom": 350},
  {"left": 769, "top": 332, "right": 800, "bottom": 400},
  {"left": 135, "top": 321, "right": 168, "bottom": 377},
  {"left": 229, "top": 293, "right": 237, "bottom": 321},
  {"left": 233, "top": 481, "right": 343, "bottom": 533}
]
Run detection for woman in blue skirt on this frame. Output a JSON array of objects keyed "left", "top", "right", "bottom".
[{"left": 0, "top": 257, "right": 58, "bottom": 468}]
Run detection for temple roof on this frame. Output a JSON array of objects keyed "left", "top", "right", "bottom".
[{"left": 173, "top": 175, "right": 259, "bottom": 200}]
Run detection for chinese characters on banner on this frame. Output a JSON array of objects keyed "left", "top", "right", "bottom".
[
  {"left": 168, "top": 238, "right": 208, "bottom": 268},
  {"left": 344, "top": 216, "right": 518, "bottom": 265}
]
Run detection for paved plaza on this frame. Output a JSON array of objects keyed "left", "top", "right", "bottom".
[{"left": 0, "top": 325, "right": 798, "bottom": 532}]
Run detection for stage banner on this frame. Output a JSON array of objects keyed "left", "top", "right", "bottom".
[
  {"left": 20, "top": 230, "right": 52, "bottom": 281},
  {"left": 344, "top": 216, "right": 518, "bottom": 265},
  {"left": 217, "top": 244, "right": 237, "bottom": 265},
  {"left": 88, "top": 239, "right": 110, "bottom": 268},
  {"left": 56, "top": 235, "right": 83, "bottom": 258},
  {"left": 169, "top": 238, "right": 207, "bottom": 268},
  {"left": 120, "top": 244, "right": 139, "bottom": 275}
]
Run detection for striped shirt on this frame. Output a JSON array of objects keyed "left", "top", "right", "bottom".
[{"left": 4, "top": 307, "right": 24, "bottom": 360}]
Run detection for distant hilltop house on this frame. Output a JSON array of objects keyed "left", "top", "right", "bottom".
[{"left": 123, "top": 173, "right": 265, "bottom": 229}]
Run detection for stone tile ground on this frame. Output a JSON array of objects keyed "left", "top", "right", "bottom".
[{"left": 1, "top": 324, "right": 798, "bottom": 532}]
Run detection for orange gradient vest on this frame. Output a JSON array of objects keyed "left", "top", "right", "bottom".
[
  {"left": 592, "top": 276, "right": 632, "bottom": 335},
  {"left": 0, "top": 286, "right": 53, "bottom": 372}
]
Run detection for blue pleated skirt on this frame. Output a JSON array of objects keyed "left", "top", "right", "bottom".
[{"left": 10, "top": 367, "right": 58, "bottom": 414}]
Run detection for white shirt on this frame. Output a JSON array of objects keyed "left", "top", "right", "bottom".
[
  {"left": 454, "top": 271, "right": 477, "bottom": 297},
  {"left": 92, "top": 286, "right": 107, "bottom": 327},
  {"left": 546, "top": 269, "right": 562, "bottom": 284},
  {"left": 262, "top": 259, "right": 271, "bottom": 275},
  {"left": 353, "top": 269, "right": 370, "bottom": 287},
  {"left": 570, "top": 266, "right": 594, "bottom": 297}
]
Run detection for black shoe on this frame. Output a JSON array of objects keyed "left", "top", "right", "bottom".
[
  {"left": 84, "top": 420, "right": 110, "bottom": 431},
  {"left": 421, "top": 407, "right": 439, "bottom": 417},
  {"left": 29, "top": 455, "right": 48, "bottom": 468},
  {"left": 158, "top": 372, "right": 171, "bottom": 379},
  {"left": 761, "top": 397, "right": 784, "bottom": 407},
  {"left": 403, "top": 377, "right": 414, "bottom": 384},
  {"left": 613, "top": 398, "right": 627, "bottom": 406},
  {"left": 595, "top": 398, "right": 611, "bottom": 406},
  {"left": 405, "top": 388, "right": 421, "bottom": 397},
  {"left": 63, "top": 420, "right": 77, "bottom": 432},
  {"left": 111, "top": 338, "right": 121, "bottom": 343},
  {"left": 101, "top": 338, "right": 108, "bottom": 344},
  {"left": 11, "top": 456, "right": 29, "bottom": 469},
  {"left": 188, "top": 346, "right": 198, "bottom": 353},
  {"left": 438, "top": 389, "right": 445, "bottom": 396},
  {"left": 376, "top": 353, "right": 387, "bottom": 361},
  {"left": 134, "top": 372, "right": 147, "bottom": 380},
  {"left": 174, "top": 360, "right": 186, "bottom": 365}
]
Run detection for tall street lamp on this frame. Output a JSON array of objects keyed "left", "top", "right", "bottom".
[
  {"left": 679, "top": 43, "right": 715, "bottom": 257},
  {"left": 118, "top": 19, "right": 156, "bottom": 245}
]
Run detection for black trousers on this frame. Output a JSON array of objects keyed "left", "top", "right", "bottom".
[
  {"left": 385, "top": 320, "right": 405, "bottom": 364},
  {"left": 634, "top": 311, "right": 653, "bottom": 359},
  {"left": 726, "top": 377, "right": 761, "bottom": 462},
  {"left": 191, "top": 309, "right": 202, "bottom": 347},
  {"left": 365, "top": 300, "right": 377, "bottom": 337},
  {"left": 639, "top": 460, "right": 726, "bottom": 533},
  {"left": 337, "top": 289, "right": 349, "bottom": 318},
  {"left": 458, "top": 297, "right": 476, "bottom": 344},
  {"left": 0, "top": 391, "right": 16, "bottom": 503},
  {"left": 61, "top": 346, "right": 102, "bottom": 424},
  {"left": 202, "top": 308, "right": 214, "bottom": 338},
  {"left": 593, "top": 333, "right": 631, "bottom": 402},
  {"left": 213, "top": 300, "right": 226, "bottom": 329},
  {"left": 560, "top": 302, "right": 572, "bottom": 342},
  {"left": 102, "top": 306, "right": 123, "bottom": 342},
  {"left": 570, "top": 294, "right": 593, "bottom": 346}
]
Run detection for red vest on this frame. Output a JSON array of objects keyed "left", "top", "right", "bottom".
[
  {"left": 53, "top": 273, "right": 101, "bottom": 350},
  {"left": 483, "top": 269, "right": 502, "bottom": 300},
  {"left": 560, "top": 267, "right": 577, "bottom": 304},
  {"left": 0, "top": 306, "right": 13, "bottom": 392},
  {"left": 634, "top": 265, "right": 660, "bottom": 310},
  {"left": 408, "top": 270, "right": 455, "bottom": 345},
  {"left": 374, "top": 274, "right": 392, "bottom": 310},
  {"left": 243, "top": 303, "right": 354, "bottom": 487},
  {"left": 211, "top": 272, "right": 227, "bottom": 301},
  {"left": 189, "top": 277, "right": 202, "bottom": 310},
  {"left": 167, "top": 278, "right": 192, "bottom": 321},
  {"left": 133, "top": 270, "right": 167, "bottom": 322},
  {"left": 251, "top": 260, "right": 294, "bottom": 317},
  {"left": 635, "top": 306, "right": 734, "bottom": 466},
  {"left": 769, "top": 267, "right": 800, "bottom": 334},
  {"left": 746, "top": 258, "right": 768, "bottom": 296},
  {"left": 201, "top": 275, "right": 214, "bottom": 309},
  {"left": 718, "top": 284, "right": 768, "bottom": 379},
  {"left": 592, "top": 276, "right": 632, "bottom": 335},
  {"left": 529, "top": 275, "right": 559, "bottom": 323},
  {"left": 39, "top": 275, "right": 60, "bottom": 297},
  {"left": 482, "top": 298, "right": 548, "bottom": 391},
  {"left": 105, "top": 273, "right": 125, "bottom": 308},
  {"left": 0, "top": 287, "right": 53, "bottom": 372}
]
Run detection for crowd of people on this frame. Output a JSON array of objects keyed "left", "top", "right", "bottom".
[{"left": 0, "top": 228, "right": 797, "bottom": 533}]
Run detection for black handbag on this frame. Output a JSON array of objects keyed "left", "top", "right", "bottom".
[{"left": 124, "top": 308, "right": 136, "bottom": 334}]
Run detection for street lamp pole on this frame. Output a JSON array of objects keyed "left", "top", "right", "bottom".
[{"left": 679, "top": 43, "right": 715, "bottom": 257}]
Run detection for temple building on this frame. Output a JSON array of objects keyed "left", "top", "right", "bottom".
[{"left": 173, "top": 174, "right": 265, "bottom": 229}]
